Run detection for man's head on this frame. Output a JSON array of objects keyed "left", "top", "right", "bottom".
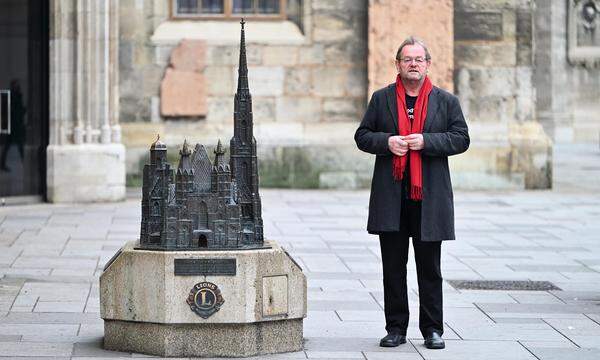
[{"left": 395, "top": 36, "right": 431, "bottom": 82}]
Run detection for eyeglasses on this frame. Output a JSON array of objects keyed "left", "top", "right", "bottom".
[{"left": 398, "top": 57, "right": 428, "bottom": 65}]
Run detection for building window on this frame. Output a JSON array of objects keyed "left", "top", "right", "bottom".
[{"left": 172, "top": 0, "right": 286, "bottom": 19}]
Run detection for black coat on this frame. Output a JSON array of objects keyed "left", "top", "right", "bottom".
[{"left": 355, "top": 84, "right": 470, "bottom": 241}]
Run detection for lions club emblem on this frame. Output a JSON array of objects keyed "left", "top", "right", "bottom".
[{"left": 186, "top": 282, "right": 225, "bottom": 319}]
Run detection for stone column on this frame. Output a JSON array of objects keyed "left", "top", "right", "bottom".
[
  {"left": 368, "top": 0, "right": 454, "bottom": 95},
  {"left": 534, "top": 0, "right": 574, "bottom": 143},
  {"left": 47, "top": 0, "right": 125, "bottom": 202}
]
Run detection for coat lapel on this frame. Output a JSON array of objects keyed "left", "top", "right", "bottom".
[
  {"left": 385, "top": 84, "right": 398, "bottom": 133},
  {"left": 423, "top": 87, "right": 440, "bottom": 133}
]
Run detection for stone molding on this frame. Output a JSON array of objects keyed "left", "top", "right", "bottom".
[{"left": 151, "top": 20, "right": 306, "bottom": 46}]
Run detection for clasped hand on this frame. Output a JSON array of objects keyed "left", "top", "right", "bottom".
[{"left": 388, "top": 134, "right": 424, "bottom": 156}]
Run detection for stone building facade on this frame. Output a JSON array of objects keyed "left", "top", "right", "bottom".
[
  {"left": 118, "top": 0, "right": 600, "bottom": 191},
  {"left": 119, "top": 0, "right": 371, "bottom": 189},
  {"left": 2, "top": 0, "right": 599, "bottom": 203}
]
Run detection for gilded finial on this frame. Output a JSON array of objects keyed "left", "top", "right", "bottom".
[{"left": 151, "top": 133, "right": 166, "bottom": 150}]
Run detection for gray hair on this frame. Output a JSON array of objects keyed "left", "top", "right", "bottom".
[{"left": 396, "top": 36, "right": 431, "bottom": 61}]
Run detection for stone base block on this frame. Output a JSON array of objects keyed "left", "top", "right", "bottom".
[
  {"left": 104, "top": 318, "right": 303, "bottom": 357},
  {"left": 100, "top": 240, "right": 306, "bottom": 357},
  {"left": 47, "top": 144, "right": 126, "bottom": 203}
]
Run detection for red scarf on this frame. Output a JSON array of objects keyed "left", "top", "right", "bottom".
[{"left": 393, "top": 74, "right": 433, "bottom": 201}]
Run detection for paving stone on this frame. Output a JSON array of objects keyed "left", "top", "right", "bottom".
[
  {"left": 72, "top": 338, "right": 133, "bottom": 357},
  {"left": 2, "top": 190, "right": 600, "bottom": 357},
  {"left": 417, "top": 340, "right": 537, "bottom": 359},
  {"left": 305, "top": 351, "right": 365, "bottom": 359},
  {"left": 508, "top": 292, "right": 566, "bottom": 304},
  {"left": 507, "top": 264, "right": 594, "bottom": 272},
  {"left": 0, "top": 324, "right": 79, "bottom": 337},
  {"left": 489, "top": 313, "right": 590, "bottom": 320},
  {"left": 566, "top": 335, "right": 600, "bottom": 348},
  {"left": 309, "top": 300, "right": 381, "bottom": 311},
  {"left": 519, "top": 340, "right": 578, "bottom": 348},
  {"left": 477, "top": 303, "right": 600, "bottom": 314},
  {"left": 450, "top": 323, "right": 565, "bottom": 342},
  {"left": 0, "top": 342, "right": 73, "bottom": 356},
  {"left": 493, "top": 318, "right": 546, "bottom": 324},
  {"left": 300, "top": 255, "right": 351, "bottom": 273},
  {"left": 12, "top": 257, "right": 97, "bottom": 269},
  {"left": 543, "top": 318, "right": 600, "bottom": 335},
  {"left": 529, "top": 348, "right": 600, "bottom": 360},
  {"left": 335, "top": 310, "right": 384, "bottom": 322},
  {"left": 0, "top": 334, "right": 22, "bottom": 341},
  {"left": 34, "top": 301, "right": 86, "bottom": 313},
  {"left": 304, "top": 337, "right": 418, "bottom": 353},
  {"left": 363, "top": 353, "right": 424, "bottom": 360},
  {"left": 0, "top": 312, "right": 102, "bottom": 324}
]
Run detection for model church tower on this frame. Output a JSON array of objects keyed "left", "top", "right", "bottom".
[
  {"left": 138, "top": 20, "right": 264, "bottom": 250},
  {"left": 230, "top": 19, "right": 263, "bottom": 244}
]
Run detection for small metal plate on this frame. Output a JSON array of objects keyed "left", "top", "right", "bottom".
[
  {"left": 174, "top": 258, "right": 236, "bottom": 276},
  {"left": 447, "top": 280, "right": 561, "bottom": 291}
]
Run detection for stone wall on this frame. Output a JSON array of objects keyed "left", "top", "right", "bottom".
[
  {"left": 368, "top": 0, "right": 454, "bottom": 94},
  {"left": 452, "top": 0, "right": 552, "bottom": 189},
  {"left": 118, "top": 0, "right": 371, "bottom": 188},
  {"left": 534, "top": 0, "right": 600, "bottom": 143},
  {"left": 116, "top": 0, "right": 577, "bottom": 190}
]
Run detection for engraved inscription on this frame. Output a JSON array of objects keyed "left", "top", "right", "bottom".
[{"left": 174, "top": 258, "right": 236, "bottom": 276}]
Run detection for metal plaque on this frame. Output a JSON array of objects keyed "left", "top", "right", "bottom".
[
  {"left": 174, "top": 258, "right": 236, "bottom": 276},
  {"left": 186, "top": 282, "right": 225, "bottom": 319}
]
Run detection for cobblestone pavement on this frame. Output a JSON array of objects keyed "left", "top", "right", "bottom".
[{"left": 1, "top": 189, "right": 600, "bottom": 359}]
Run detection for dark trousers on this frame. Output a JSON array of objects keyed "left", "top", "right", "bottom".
[{"left": 379, "top": 198, "right": 443, "bottom": 337}]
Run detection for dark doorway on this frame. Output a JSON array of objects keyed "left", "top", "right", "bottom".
[
  {"left": 0, "top": 0, "right": 49, "bottom": 200},
  {"left": 198, "top": 235, "right": 208, "bottom": 248}
]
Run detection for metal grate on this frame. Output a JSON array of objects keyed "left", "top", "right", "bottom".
[{"left": 447, "top": 280, "right": 561, "bottom": 291}]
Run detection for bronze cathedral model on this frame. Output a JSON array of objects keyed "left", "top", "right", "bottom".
[{"left": 139, "top": 20, "right": 264, "bottom": 250}]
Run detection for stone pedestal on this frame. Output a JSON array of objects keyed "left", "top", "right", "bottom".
[
  {"left": 99, "top": 241, "right": 306, "bottom": 357},
  {"left": 47, "top": 144, "right": 126, "bottom": 202}
]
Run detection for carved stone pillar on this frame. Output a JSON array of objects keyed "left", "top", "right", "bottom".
[{"left": 47, "top": 0, "right": 125, "bottom": 202}]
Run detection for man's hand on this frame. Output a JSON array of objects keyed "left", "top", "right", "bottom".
[
  {"left": 404, "top": 133, "right": 424, "bottom": 151},
  {"left": 388, "top": 135, "right": 408, "bottom": 156}
]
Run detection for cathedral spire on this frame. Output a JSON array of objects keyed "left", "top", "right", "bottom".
[
  {"left": 177, "top": 139, "right": 192, "bottom": 174},
  {"left": 214, "top": 139, "right": 227, "bottom": 168},
  {"left": 237, "top": 18, "right": 249, "bottom": 94}
]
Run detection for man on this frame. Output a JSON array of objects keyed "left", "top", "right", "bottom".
[{"left": 354, "top": 37, "right": 469, "bottom": 349}]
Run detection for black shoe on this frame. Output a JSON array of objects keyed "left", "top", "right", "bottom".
[
  {"left": 379, "top": 332, "right": 406, "bottom": 347},
  {"left": 424, "top": 331, "right": 445, "bottom": 349}
]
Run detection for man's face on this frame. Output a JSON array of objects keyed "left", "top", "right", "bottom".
[{"left": 395, "top": 44, "right": 430, "bottom": 82}]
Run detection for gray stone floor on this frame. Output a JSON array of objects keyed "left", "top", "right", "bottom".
[{"left": 1, "top": 188, "right": 600, "bottom": 359}]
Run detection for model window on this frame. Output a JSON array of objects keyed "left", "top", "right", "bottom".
[
  {"left": 172, "top": 0, "right": 285, "bottom": 19},
  {"left": 152, "top": 201, "right": 160, "bottom": 216}
]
